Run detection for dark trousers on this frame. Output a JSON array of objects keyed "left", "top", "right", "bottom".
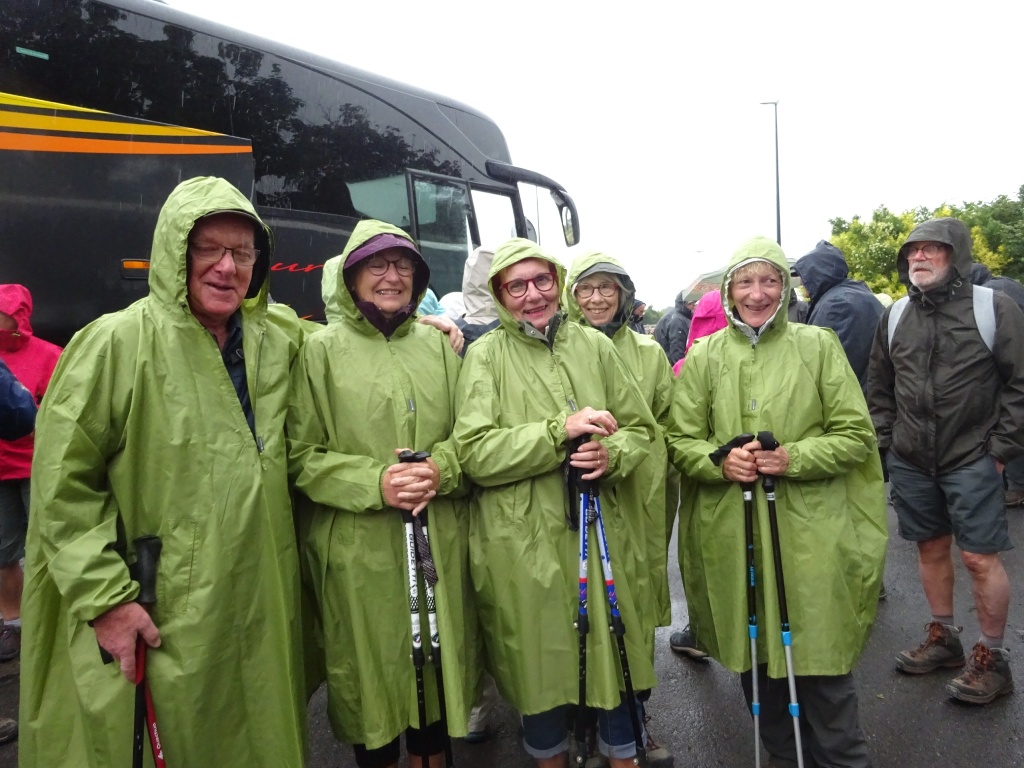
[{"left": 740, "top": 666, "right": 871, "bottom": 768}]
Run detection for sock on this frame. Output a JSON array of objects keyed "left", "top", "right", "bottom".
[
  {"left": 4, "top": 618, "right": 19, "bottom": 629},
  {"left": 980, "top": 633, "right": 1004, "bottom": 650},
  {"left": 932, "top": 615, "right": 955, "bottom": 628}
]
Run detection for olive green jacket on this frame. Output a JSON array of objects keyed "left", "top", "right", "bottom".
[
  {"left": 667, "top": 236, "right": 887, "bottom": 677},
  {"left": 287, "top": 219, "right": 479, "bottom": 748},
  {"left": 564, "top": 250, "right": 675, "bottom": 626},
  {"left": 20, "top": 177, "right": 307, "bottom": 767},
  {"left": 453, "top": 238, "right": 657, "bottom": 714}
]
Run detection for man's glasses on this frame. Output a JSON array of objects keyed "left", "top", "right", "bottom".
[
  {"left": 500, "top": 272, "right": 556, "bottom": 298},
  {"left": 191, "top": 243, "right": 259, "bottom": 266},
  {"left": 575, "top": 282, "right": 619, "bottom": 299},
  {"left": 365, "top": 256, "right": 415, "bottom": 276},
  {"left": 905, "top": 243, "right": 946, "bottom": 259}
]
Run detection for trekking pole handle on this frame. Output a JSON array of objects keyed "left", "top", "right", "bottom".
[
  {"left": 709, "top": 433, "right": 755, "bottom": 466},
  {"left": 756, "top": 431, "right": 780, "bottom": 452},
  {"left": 568, "top": 436, "right": 598, "bottom": 495},
  {"left": 134, "top": 536, "right": 162, "bottom": 607},
  {"left": 398, "top": 450, "right": 431, "bottom": 464}
]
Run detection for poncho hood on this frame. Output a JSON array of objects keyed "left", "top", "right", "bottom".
[
  {"left": 462, "top": 246, "right": 499, "bottom": 324},
  {"left": 322, "top": 219, "right": 429, "bottom": 337},
  {"left": 488, "top": 238, "right": 567, "bottom": 341},
  {"left": 793, "top": 241, "right": 849, "bottom": 304},
  {"left": 0, "top": 283, "right": 33, "bottom": 351},
  {"left": 897, "top": 217, "right": 972, "bottom": 288},
  {"left": 150, "top": 176, "right": 273, "bottom": 309},
  {"left": 564, "top": 250, "right": 636, "bottom": 338},
  {"left": 722, "top": 236, "right": 791, "bottom": 344}
]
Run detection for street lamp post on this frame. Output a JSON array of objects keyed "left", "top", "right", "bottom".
[{"left": 760, "top": 100, "right": 781, "bottom": 246}]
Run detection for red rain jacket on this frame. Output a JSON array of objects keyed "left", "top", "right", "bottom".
[{"left": 0, "top": 285, "right": 62, "bottom": 479}]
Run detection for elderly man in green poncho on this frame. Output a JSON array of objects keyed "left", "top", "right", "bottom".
[
  {"left": 453, "top": 239, "right": 657, "bottom": 768},
  {"left": 19, "top": 177, "right": 308, "bottom": 767},
  {"left": 667, "top": 237, "right": 887, "bottom": 768}
]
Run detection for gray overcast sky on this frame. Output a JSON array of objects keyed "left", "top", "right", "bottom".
[{"left": 170, "top": 0, "right": 1023, "bottom": 308}]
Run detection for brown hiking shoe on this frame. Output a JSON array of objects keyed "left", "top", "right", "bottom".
[
  {"left": 947, "top": 644, "right": 1014, "bottom": 704},
  {"left": 895, "top": 622, "right": 965, "bottom": 674}
]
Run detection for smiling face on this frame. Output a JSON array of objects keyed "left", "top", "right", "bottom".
[
  {"left": 728, "top": 261, "right": 783, "bottom": 329},
  {"left": 187, "top": 213, "right": 255, "bottom": 333},
  {"left": 905, "top": 241, "right": 952, "bottom": 290},
  {"left": 574, "top": 272, "right": 621, "bottom": 328},
  {"left": 497, "top": 257, "right": 559, "bottom": 331},
  {"left": 350, "top": 247, "right": 415, "bottom": 319}
]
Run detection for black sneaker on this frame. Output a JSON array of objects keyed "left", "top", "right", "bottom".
[{"left": 669, "top": 624, "right": 708, "bottom": 661}]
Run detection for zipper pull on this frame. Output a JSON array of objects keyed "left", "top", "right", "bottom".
[{"left": 256, "top": 436, "right": 265, "bottom": 454}]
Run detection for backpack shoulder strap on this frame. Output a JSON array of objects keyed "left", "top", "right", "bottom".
[
  {"left": 973, "top": 284, "right": 996, "bottom": 353},
  {"left": 886, "top": 296, "right": 910, "bottom": 350}
]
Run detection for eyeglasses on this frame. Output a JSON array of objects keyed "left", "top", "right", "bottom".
[
  {"left": 191, "top": 242, "right": 259, "bottom": 266},
  {"left": 500, "top": 272, "right": 556, "bottom": 298},
  {"left": 575, "top": 282, "right": 619, "bottom": 299},
  {"left": 364, "top": 255, "right": 415, "bottom": 276},
  {"left": 906, "top": 243, "right": 946, "bottom": 259}
]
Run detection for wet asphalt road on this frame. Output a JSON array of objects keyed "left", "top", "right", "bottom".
[{"left": 1, "top": 499, "right": 1022, "bottom": 767}]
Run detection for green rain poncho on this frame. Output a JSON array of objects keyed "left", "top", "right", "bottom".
[
  {"left": 453, "top": 239, "right": 657, "bottom": 715},
  {"left": 20, "top": 177, "right": 307, "bottom": 767},
  {"left": 564, "top": 251, "right": 675, "bottom": 627},
  {"left": 666, "top": 236, "right": 887, "bottom": 678},
  {"left": 286, "top": 219, "right": 480, "bottom": 749}
]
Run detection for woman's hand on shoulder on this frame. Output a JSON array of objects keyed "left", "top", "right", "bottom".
[{"left": 418, "top": 315, "right": 465, "bottom": 355}]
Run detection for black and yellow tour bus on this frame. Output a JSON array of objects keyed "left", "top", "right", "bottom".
[{"left": 0, "top": 0, "right": 579, "bottom": 343}]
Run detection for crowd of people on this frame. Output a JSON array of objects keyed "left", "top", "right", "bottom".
[{"left": 3, "top": 177, "right": 1023, "bottom": 768}]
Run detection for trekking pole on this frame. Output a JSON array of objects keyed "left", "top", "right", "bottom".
[
  {"left": 133, "top": 535, "right": 166, "bottom": 768},
  {"left": 571, "top": 475, "right": 593, "bottom": 765},
  {"left": 398, "top": 450, "right": 453, "bottom": 767},
  {"left": 756, "top": 431, "right": 804, "bottom": 768},
  {"left": 742, "top": 478, "right": 761, "bottom": 768},
  {"left": 591, "top": 488, "right": 647, "bottom": 767},
  {"left": 709, "top": 433, "right": 761, "bottom": 767}
]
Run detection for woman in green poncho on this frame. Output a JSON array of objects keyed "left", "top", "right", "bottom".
[
  {"left": 667, "top": 236, "right": 887, "bottom": 768},
  {"left": 287, "top": 220, "right": 479, "bottom": 768},
  {"left": 453, "top": 239, "right": 657, "bottom": 768},
  {"left": 562, "top": 251, "right": 677, "bottom": 766}
]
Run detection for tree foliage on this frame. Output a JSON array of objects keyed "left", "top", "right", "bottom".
[{"left": 829, "top": 185, "right": 1024, "bottom": 297}]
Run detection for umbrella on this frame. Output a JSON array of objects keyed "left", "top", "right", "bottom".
[{"left": 681, "top": 258, "right": 800, "bottom": 303}]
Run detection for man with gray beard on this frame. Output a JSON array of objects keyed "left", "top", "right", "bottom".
[{"left": 867, "top": 217, "right": 1024, "bottom": 705}]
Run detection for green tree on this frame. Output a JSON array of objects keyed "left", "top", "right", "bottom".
[{"left": 830, "top": 186, "right": 1024, "bottom": 293}]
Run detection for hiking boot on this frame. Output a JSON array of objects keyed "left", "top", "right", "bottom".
[
  {"left": 1005, "top": 489, "right": 1024, "bottom": 507},
  {"left": 0, "top": 718, "right": 16, "bottom": 745},
  {"left": 947, "top": 644, "right": 1014, "bottom": 704},
  {"left": 895, "top": 622, "right": 965, "bottom": 674},
  {"left": 669, "top": 624, "right": 708, "bottom": 661},
  {"left": 0, "top": 625, "right": 20, "bottom": 662}
]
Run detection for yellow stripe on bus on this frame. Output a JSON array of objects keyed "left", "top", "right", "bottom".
[
  {"left": 0, "top": 92, "right": 243, "bottom": 141},
  {"left": 0, "top": 132, "right": 251, "bottom": 155}
]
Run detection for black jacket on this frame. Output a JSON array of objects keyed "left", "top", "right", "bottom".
[
  {"left": 794, "top": 241, "right": 884, "bottom": 389},
  {"left": 653, "top": 291, "right": 692, "bottom": 365},
  {"left": 970, "top": 263, "right": 1024, "bottom": 312},
  {"left": 866, "top": 218, "right": 1024, "bottom": 473}
]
